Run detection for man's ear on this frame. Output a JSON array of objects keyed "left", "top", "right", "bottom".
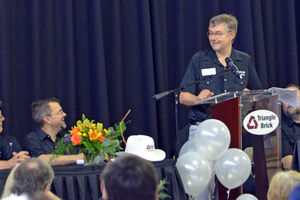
[
  {"left": 101, "top": 181, "right": 108, "bottom": 200},
  {"left": 230, "top": 31, "right": 236, "bottom": 42},
  {"left": 43, "top": 115, "right": 51, "bottom": 125},
  {"left": 43, "top": 183, "right": 51, "bottom": 194}
]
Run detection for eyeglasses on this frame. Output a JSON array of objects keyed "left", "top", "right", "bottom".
[
  {"left": 207, "top": 31, "right": 228, "bottom": 39},
  {"left": 47, "top": 109, "right": 64, "bottom": 117}
]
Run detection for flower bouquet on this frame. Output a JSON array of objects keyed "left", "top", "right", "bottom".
[{"left": 52, "top": 113, "right": 129, "bottom": 164}]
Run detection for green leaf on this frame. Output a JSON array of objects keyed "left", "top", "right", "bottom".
[
  {"left": 94, "top": 155, "right": 102, "bottom": 164},
  {"left": 102, "top": 138, "right": 111, "bottom": 146},
  {"left": 100, "top": 153, "right": 106, "bottom": 160}
]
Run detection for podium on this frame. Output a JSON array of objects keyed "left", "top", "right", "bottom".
[{"left": 195, "top": 90, "right": 283, "bottom": 200}]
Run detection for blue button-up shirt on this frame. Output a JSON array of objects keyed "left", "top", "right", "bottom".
[{"left": 180, "top": 48, "right": 263, "bottom": 122}]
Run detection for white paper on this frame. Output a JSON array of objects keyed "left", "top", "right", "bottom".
[
  {"left": 76, "top": 160, "right": 84, "bottom": 165},
  {"left": 268, "top": 87, "right": 299, "bottom": 108}
]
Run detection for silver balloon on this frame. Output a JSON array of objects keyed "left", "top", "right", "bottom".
[
  {"left": 179, "top": 139, "right": 197, "bottom": 157},
  {"left": 195, "top": 119, "right": 231, "bottom": 160},
  {"left": 236, "top": 193, "right": 258, "bottom": 200},
  {"left": 176, "top": 152, "right": 212, "bottom": 196},
  {"left": 215, "top": 148, "right": 251, "bottom": 189}
]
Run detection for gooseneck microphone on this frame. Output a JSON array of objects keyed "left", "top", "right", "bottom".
[{"left": 225, "top": 57, "right": 242, "bottom": 79}]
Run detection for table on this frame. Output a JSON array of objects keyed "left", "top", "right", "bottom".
[{"left": 0, "top": 159, "right": 187, "bottom": 200}]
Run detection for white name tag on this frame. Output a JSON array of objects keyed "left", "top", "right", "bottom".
[{"left": 201, "top": 68, "right": 216, "bottom": 76}]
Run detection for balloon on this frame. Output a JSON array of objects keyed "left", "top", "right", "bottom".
[
  {"left": 215, "top": 148, "right": 251, "bottom": 189},
  {"left": 179, "top": 139, "right": 197, "bottom": 157},
  {"left": 176, "top": 152, "right": 212, "bottom": 196},
  {"left": 236, "top": 194, "right": 258, "bottom": 200},
  {"left": 195, "top": 119, "right": 231, "bottom": 160}
]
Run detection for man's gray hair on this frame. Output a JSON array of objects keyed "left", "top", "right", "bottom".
[
  {"left": 209, "top": 14, "right": 238, "bottom": 42},
  {"left": 31, "top": 97, "right": 60, "bottom": 128},
  {"left": 10, "top": 158, "right": 54, "bottom": 197}
]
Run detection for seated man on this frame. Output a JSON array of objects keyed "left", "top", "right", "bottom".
[
  {"left": 0, "top": 100, "right": 30, "bottom": 170},
  {"left": 281, "top": 84, "right": 300, "bottom": 170},
  {"left": 2, "top": 158, "right": 61, "bottom": 200},
  {"left": 21, "top": 97, "right": 83, "bottom": 165},
  {"left": 100, "top": 154, "right": 159, "bottom": 200}
]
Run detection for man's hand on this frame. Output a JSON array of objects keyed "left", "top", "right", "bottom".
[
  {"left": 179, "top": 89, "right": 214, "bottom": 106},
  {"left": 7, "top": 151, "right": 30, "bottom": 169},
  {"left": 281, "top": 155, "right": 293, "bottom": 170},
  {"left": 197, "top": 89, "right": 214, "bottom": 101},
  {"left": 243, "top": 88, "right": 250, "bottom": 91}
]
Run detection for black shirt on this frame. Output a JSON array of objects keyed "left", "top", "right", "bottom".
[
  {"left": 0, "top": 134, "right": 21, "bottom": 160},
  {"left": 281, "top": 114, "right": 300, "bottom": 158},
  {"left": 21, "top": 127, "right": 65, "bottom": 158},
  {"left": 180, "top": 49, "right": 263, "bottom": 123}
]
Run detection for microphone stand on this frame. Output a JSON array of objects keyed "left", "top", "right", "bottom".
[{"left": 153, "top": 68, "right": 230, "bottom": 158}]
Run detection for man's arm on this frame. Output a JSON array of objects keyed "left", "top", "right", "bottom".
[
  {"left": 39, "top": 153, "right": 84, "bottom": 166},
  {"left": 0, "top": 151, "right": 30, "bottom": 170},
  {"left": 179, "top": 89, "right": 214, "bottom": 106}
]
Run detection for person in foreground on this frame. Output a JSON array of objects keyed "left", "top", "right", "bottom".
[
  {"left": 2, "top": 158, "right": 61, "bottom": 200},
  {"left": 267, "top": 170, "right": 300, "bottom": 200},
  {"left": 0, "top": 100, "right": 30, "bottom": 170},
  {"left": 100, "top": 154, "right": 159, "bottom": 200},
  {"left": 281, "top": 84, "right": 300, "bottom": 170},
  {"left": 21, "top": 97, "right": 83, "bottom": 165}
]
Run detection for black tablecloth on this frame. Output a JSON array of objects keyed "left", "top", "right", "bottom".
[{"left": 0, "top": 159, "right": 187, "bottom": 200}]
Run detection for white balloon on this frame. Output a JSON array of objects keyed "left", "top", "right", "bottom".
[
  {"left": 176, "top": 152, "right": 212, "bottom": 196},
  {"left": 236, "top": 193, "right": 258, "bottom": 200},
  {"left": 216, "top": 148, "right": 251, "bottom": 189},
  {"left": 195, "top": 119, "right": 231, "bottom": 160},
  {"left": 179, "top": 139, "right": 197, "bottom": 157}
]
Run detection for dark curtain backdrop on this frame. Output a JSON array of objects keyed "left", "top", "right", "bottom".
[{"left": 0, "top": 0, "right": 299, "bottom": 158}]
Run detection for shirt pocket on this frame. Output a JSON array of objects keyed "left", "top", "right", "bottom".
[
  {"left": 234, "top": 77, "right": 248, "bottom": 89},
  {"left": 198, "top": 77, "right": 218, "bottom": 93}
]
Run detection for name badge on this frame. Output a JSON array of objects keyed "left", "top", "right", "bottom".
[{"left": 201, "top": 68, "right": 216, "bottom": 76}]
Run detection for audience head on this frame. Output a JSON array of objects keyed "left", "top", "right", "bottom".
[
  {"left": 101, "top": 154, "right": 159, "bottom": 200},
  {"left": 10, "top": 158, "right": 54, "bottom": 197},
  {"left": 282, "top": 84, "right": 300, "bottom": 119},
  {"left": 267, "top": 170, "right": 300, "bottom": 200},
  {"left": 31, "top": 97, "right": 66, "bottom": 130},
  {"left": 10, "top": 158, "right": 54, "bottom": 198},
  {"left": 209, "top": 13, "right": 238, "bottom": 42},
  {"left": 0, "top": 99, "right": 5, "bottom": 133}
]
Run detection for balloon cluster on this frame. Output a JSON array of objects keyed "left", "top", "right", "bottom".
[{"left": 176, "top": 119, "right": 253, "bottom": 199}]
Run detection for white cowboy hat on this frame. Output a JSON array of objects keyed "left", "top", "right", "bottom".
[{"left": 115, "top": 135, "right": 166, "bottom": 161}]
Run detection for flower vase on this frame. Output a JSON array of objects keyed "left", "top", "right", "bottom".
[{"left": 84, "top": 153, "right": 97, "bottom": 165}]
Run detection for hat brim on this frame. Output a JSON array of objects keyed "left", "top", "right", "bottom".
[{"left": 115, "top": 149, "right": 166, "bottom": 162}]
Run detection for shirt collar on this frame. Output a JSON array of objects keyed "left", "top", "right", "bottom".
[
  {"left": 230, "top": 49, "right": 243, "bottom": 63},
  {"left": 204, "top": 48, "right": 242, "bottom": 64},
  {"left": 35, "top": 127, "right": 50, "bottom": 141}
]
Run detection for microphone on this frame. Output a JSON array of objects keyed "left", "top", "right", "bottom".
[{"left": 225, "top": 57, "right": 242, "bottom": 79}]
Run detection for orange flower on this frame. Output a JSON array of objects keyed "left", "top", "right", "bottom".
[
  {"left": 71, "top": 132, "right": 82, "bottom": 146},
  {"left": 69, "top": 126, "right": 80, "bottom": 135},
  {"left": 89, "top": 130, "right": 101, "bottom": 141},
  {"left": 98, "top": 135, "right": 105, "bottom": 143}
]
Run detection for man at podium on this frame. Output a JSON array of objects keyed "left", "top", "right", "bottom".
[
  {"left": 179, "top": 13, "right": 263, "bottom": 199},
  {"left": 179, "top": 13, "right": 262, "bottom": 141}
]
